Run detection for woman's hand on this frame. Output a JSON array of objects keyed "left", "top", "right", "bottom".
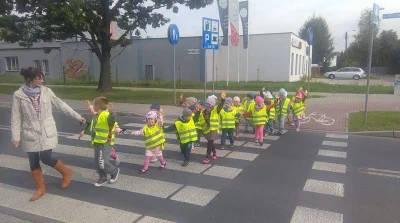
[
  {"left": 79, "top": 117, "right": 86, "bottom": 123},
  {"left": 12, "top": 140, "right": 19, "bottom": 148},
  {"left": 78, "top": 131, "right": 85, "bottom": 139}
]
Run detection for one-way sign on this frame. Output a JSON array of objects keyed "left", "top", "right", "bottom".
[{"left": 383, "top": 13, "right": 400, "bottom": 19}]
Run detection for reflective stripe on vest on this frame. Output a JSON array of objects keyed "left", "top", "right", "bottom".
[
  {"left": 292, "top": 102, "right": 305, "bottom": 117},
  {"left": 220, "top": 109, "right": 236, "bottom": 129},
  {"left": 277, "top": 98, "right": 291, "bottom": 116},
  {"left": 90, "top": 111, "right": 111, "bottom": 144},
  {"left": 175, "top": 118, "right": 198, "bottom": 144},
  {"left": 143, "top": 124, "right": 166, "bottom": 149},
  {"left": 268, "top": 107, "right": 276, "bottom": 121},
  {"left": 250, "top": 105, "right": 267, "bottom": 125}
]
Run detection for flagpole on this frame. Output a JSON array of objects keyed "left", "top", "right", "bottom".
[
  {"left": 246, "top": 40, "right": 249, "bottom": 82},
  {"left": 238, "top": 42, "right": 240, "bottom": 82},
  {"left": 227, "top": 39, "right": 230, "bottom": 86}
]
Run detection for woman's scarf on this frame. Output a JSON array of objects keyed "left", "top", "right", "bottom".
[{"left": 22, "top": 84, "right": 41, "bottom": 98}]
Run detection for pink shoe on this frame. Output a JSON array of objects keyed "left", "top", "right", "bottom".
[
  {"left": 110, "top": 148, "right": 117, "bottom": 160},
  {"left": 203, "top": 158, "right": 210, "bottom": 164},
  {"left": 211, "top": 153, "right": 217, "bottom": 160}
]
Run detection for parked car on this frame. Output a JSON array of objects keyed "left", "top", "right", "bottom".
[{"left": 324, "top": 67, "right": 367, "bottom": 80}]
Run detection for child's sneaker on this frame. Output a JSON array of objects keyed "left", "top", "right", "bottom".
[
  {"left": 182, "top": 160, "right": 189, "bottom": 167},
  {"left": 150, "top": 156, "right": 158, "bottom": 163},
  {"left": 230, "top": 144, "right": 234, "bottom": 148},
  {"left": 212, "top": 153, "right": 217, "bottom": 160},
  {"left": 254, "top": 139, "right": 259, "bottom": 143},
  {"left": 94, "top": 178, "right": 108, "bottom": 187},
  {"left": 203, "top": 157, "right": 210, "bottom": 164},
  {"left": 220, "top": 146, "right": 225, "bottom": 150},
  {"left": 259, "top": 142, "right": 264, "bottom": 146},
  {"left": 159, "top": 162, "right": 167, "bottom": 170},
  {"left": 194, "top": 142, "right": 200, "bottom": 147},
  {"left": 109, "top": 168, "right": 120, "bottom": 184},
  {"left": 296, "top": 128, "right": 300, "bottom": 132},
  {"left": 234, "top": 133, "right": 239, "bottom": 138}
]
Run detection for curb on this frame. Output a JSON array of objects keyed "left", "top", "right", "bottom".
[{"left": 347, "top": 130, "right": 400, "bottom": 139}]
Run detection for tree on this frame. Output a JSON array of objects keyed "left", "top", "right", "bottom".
[
  {"left": 378, "top": 30, "right": 399, "bottom": 67},
  {"left": 0, "top": 0, "right": 213, "bottom": 92},
  {"left": 299, "top": 14, "right": 334, "bottom": 69},
  {"left": 347, "top": 8, "right": 380, "bottom": 68}
]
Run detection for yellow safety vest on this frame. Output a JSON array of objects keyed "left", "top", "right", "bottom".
[
  {"left": 175, "top": 118, "right": 198, "bottom": 144},
  {"left": 143, "top": 123, "right": 166, "bottom": 149},
  {"left": 90, "top": 111, "right": 112, "bottom": 144},
  {"left": 268, "top": 107, "right": 276, "bottom": 121},
  {"left": 277, "top": 98, "right": 291, "bottom": 116},
  {"left": 292, "top": 102, "right": 305, "bottom": 117},
  {"left": 198, "top": 107, "right": 219, "bottom": 134},
  {"left": 233, "top": 105, "right": 243, "bottom": 122},
  {"left": 250, "top": 105, "right": 267, "bottom": 125},
  {"left": 245, "top": 100, "right": 255, "bottom": 120},
  {"left": 220, "top": 109, "right": 237, "bottom": 129}
]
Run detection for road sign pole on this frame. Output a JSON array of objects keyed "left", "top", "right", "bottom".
[
  {"left": 364, "top": 11, "right": 375, "bottom": 126},
  {"left": 212, "top": 50, "right": 215, "bottom": 95},
  {"left": 204, "top": 51, "right": 207, "bottom": 100},
  {"left": 173, "top": 45, "right": 176, "bottom": 105}
]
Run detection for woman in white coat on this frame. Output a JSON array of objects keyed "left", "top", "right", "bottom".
[{"left": 11, "top": 67, "right": 86, "bottom": 201}]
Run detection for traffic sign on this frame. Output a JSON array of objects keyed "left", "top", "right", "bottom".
[
  {"left": 202, "top": 17, "right": 219, "bottom": 50},
  {"left": 168, "top": 24, "right": 179, "bottom": 45},
  {"left": 383, "top": 13, "right": 400, "bottom": 19},
  {"left": 372, "top": 3, "right": 380, "bottom": 28}
]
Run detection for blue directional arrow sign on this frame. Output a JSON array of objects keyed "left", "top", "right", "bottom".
[
  {"left": 168, "top": 24, "right": 179, "bottom": 45},
  {"left": 383, "top": 13, "right": 400, "bottom": 19}
]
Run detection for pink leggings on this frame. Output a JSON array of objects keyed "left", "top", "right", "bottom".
[{"left": 254, "top": 125, "right": 264, "bottom": 142}]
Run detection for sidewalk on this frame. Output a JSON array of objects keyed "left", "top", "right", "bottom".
[{"left": 1, "top": 92, "right": 400, "bottom": 133}]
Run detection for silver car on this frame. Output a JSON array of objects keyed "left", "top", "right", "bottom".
[{"left": 324, "top": 67, "right": 367, "bottom": 80}]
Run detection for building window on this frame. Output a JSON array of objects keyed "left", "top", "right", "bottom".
[
  {"left": 303, "top": 56, "right": 305, "bottom": 74},
  {"left": 5, "top": 57, "right": 19, "bottom": 71},
  {"left": 291, "top": 53, "right": 294, "bottom": 75},
  {"left": 145, "top": 65, "right": 155, "bottom": 80},
  {"left": 295, "top": 54, "right": 298, "bottom": 75},
  {"left": 34, "top": 60, "right": 50, "bottom": 75},
  {"left": 299, "top": 56, "right": 302, "bottom": 75}
]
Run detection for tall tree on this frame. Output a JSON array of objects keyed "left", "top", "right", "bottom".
[
  {"left": 299, "top": 14, "right": 334, "bottom": 69},
  {"left": 378, "top": 30, "right": 399, "bottom": 67},
  {"left": 347, "top": 8, "right": 380, "bottom": 68},
  {"left": 0, "top": 0, "right": 213, "bottom": 92}
]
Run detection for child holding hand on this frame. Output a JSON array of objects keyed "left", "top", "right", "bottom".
[{"left": 232, "top": 96, "right": 243, "bottom": 138}]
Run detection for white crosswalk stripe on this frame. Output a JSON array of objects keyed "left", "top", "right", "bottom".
[{"left": 0, "top": 119, "right": 282, "bottom": 222}]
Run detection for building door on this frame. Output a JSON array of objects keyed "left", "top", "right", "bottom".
[{"left": 145, "top": 65, "right": 154, "bottom": 80}]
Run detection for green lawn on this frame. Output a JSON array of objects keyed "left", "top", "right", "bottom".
[
  {"left": 348, "top": 111, "right": 400, "bottom": 132},
  {"left": 0, "top": 85, "right": 323, "bottom": 105},
  {"left": 0, "top": 75, "right": 393, "bottom": 94}
]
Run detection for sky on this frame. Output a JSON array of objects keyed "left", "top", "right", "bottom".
[{"left": 141, "top": 0, "right": 400, "bottom": 52}]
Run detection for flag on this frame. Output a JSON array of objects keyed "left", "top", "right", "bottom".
[
  {"left": 229, "top": 0, "right": 240, "bottom": 47},
  {"left": 217, "top": 0, "right": 229, "bottom": 46},
  {"left": 239, "top": 1, "right": 248, "bottom": 49}
]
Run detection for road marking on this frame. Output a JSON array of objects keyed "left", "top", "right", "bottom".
[
  {"left": 67, "top": 134, "right": 259, "bottom": 161},
  {"left": 169, "top": 186, "right": 219, "bottom": 206},
  {"left": 0, "top": 183, "right": 141, "bottom": 223},
  {"left": 225, "top": 151, "right": 259, "bottom": 161},
  {"left": 312, "top": 161, "right": 346, "bottom": 174},
  {"left": 290, "top": 206, "right": 343, "bottom": 223},
  {"left": 303, "top": 179, "right": 344, "bottom": 197},
  {"left": 241, "top": 142, "right": 271, "bottom": 149},
  {"left": 137, "top": 216, "right": 176, "bottom": 223},
  {"left": 318, "top": 150, "right": 347, "bottom": 158},
  {"left": 322, "top": 141, "right": 347, "bottom": 148},
  {"left": 202, "top": 165, "right": 243, "bottom": 179},
  {"left": 55, "top": 144, "right": 243, "bottom": 179},
  {"left": 326, "top": 133, "right": 348, "bottom": 139},
  {"left": 358, "top": 167, "right": 400, "bottom": 179}
]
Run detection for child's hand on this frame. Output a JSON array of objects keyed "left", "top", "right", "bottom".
[
  {"left": 159, "top": 108, "right": 163, "bottom": 113},
  {"left": 78, "top": 130, "right": 85, "bottom": 139},
  {"left": 180, "top": 93, "right": 184, "bottom": 100},
  {"left": 108, "top": 103, "right": 114, "bottom": 112},
  {"left": 221, "top": 91, "right": 226, "bottom": 100},
  {"left": 84, "top": 100, "right": 91, "bottom": 107},
  {"left": 262, "top": 87, "right": 265, "bottom": 91}
]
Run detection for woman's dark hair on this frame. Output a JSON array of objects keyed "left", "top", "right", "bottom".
[{"left": 20, "top": 67, "right": 43, "bottom": 82}]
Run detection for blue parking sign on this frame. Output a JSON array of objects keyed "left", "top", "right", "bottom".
[
  {"left": 168, "top": 24, "right": 179, "bottom": 45},
  {"left": 202, "top": 18, "right": 219, "bottom": 50}
]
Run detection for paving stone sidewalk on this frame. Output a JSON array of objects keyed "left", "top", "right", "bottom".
[{"left": 1, "top": 93, "right": 399, "bottom": 133}]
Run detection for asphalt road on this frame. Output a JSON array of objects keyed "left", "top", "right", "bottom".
[{"left": 0, "top": 106, "right": 399, "bottom": 223}]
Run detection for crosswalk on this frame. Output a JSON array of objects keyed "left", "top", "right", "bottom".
[
  {"left": 0, "top": 120, "right": 283, "bottom": 223},
  {"left": 290, "top": 133, "right": 349, "bottom": 223}
]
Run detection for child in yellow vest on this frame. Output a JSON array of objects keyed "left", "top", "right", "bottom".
[
  {"left": 149, "top": 103, "right": 164, "bottom": 163},
  {"left": 233, "top": 96, "right": 244, "bottom": 138},
  {"left": 193, "top": 100, "right": 205, "bottom": 147},
  {"left": 220, "top": 97, "right": 240, "bottom": 149},
  {"left": 128, "top": 111, "right": 167, "bottom": 173},
  {"left": 84, "top": 100, "right": 121, "bottom": 165},
  {"left": 276, "top": 88, "right": 291, "bottom": 135},
  {"left": 263, "top": 92, "right": 276, "bottom": 135},
  {"left": 79, "top": 97, "right": 120, "bottom": 187},
  {"left": 291, "top": 93, "right": 306, "bottom": 132},
  {"left": 197, "top": 92, "right": 226, "bottom": 164},
  {"left": 164, "top": 108, "right": 198, "bottom": 167},
  {"left": 242, "top": 96, "right": 279, "bottom": 145}
]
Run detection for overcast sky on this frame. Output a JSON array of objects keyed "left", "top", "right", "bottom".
[{"left": 143, "top": 0, "right": 400, "bottom": 52}]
